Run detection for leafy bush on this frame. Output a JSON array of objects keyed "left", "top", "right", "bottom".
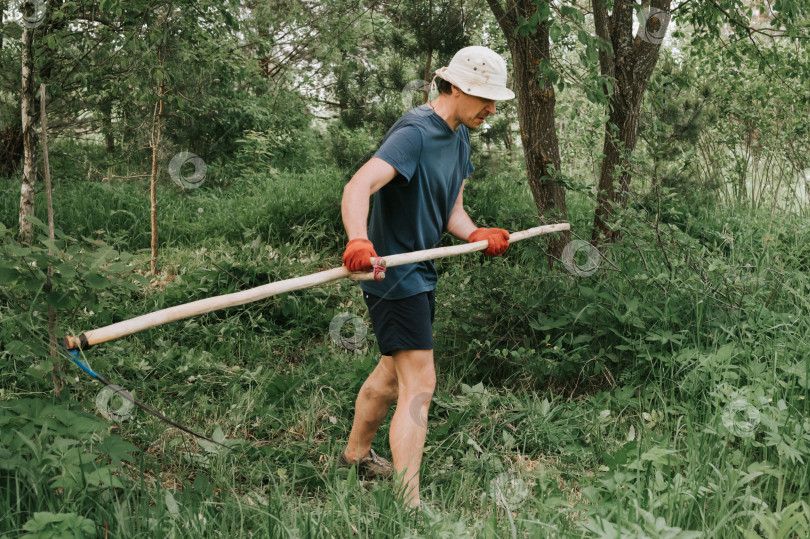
[
  {"left": 228, "top": 90, "right": 316, "bottom": 172},
  {"left": 0, "top": 219, "right": 149, "bottom": 392},
  {"left": 327, "top": 124, "right": 378, "bottom": 170},
  {"left": 0, "top": 398, "right": 138, "bottom": 537}
]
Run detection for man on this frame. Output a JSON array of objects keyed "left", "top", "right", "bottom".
[{"left": 338, "top": 46, "right": 515, "bottom": 507}]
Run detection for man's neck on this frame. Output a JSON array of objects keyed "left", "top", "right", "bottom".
[{"left": 427, "top": 95, "right": 459, "bottom": 131}]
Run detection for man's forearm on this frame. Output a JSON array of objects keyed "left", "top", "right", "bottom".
[
  {"left": 341, "top": 182, "right": 371, "bottom": 241},
  {"left": 446, "top": 207, "right": 477, "bottom": 241}
]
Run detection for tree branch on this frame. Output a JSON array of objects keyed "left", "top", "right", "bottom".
[
  {"left": 486, "top": 0, "right": 516, "bottom": 35},
  {"left": 611, "top": 0, "right": 635, "bottom": 53},
  {"left": 592, "top": 0, "right": 613, "bottom": 79},
  {"left": 708, "top": 0, "right": 808, "bottom": 40}
]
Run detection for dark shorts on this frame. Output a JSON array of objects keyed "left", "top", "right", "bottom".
[{"left": 363, "top": 290, "right": 435, "bottom": 356}]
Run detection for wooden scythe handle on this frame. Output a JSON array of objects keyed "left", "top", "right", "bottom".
[{"left": 64, "top": 223, "right": 569, "bottom": 350}]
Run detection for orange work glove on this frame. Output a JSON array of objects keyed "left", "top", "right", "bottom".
[
  {"left": 343, "top": 239, "right": 378, "bottom": 271},
  {"left": 468, "top": 227, "right": 510, "bottom": 256}
]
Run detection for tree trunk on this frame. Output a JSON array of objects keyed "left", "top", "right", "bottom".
[
  {"left": 486, "top": 0, "right": 569, "bottom": 261},
  {"left": 149, "top": 93, "right": 163, "bottom": 276},
  {"left": 40, "top": 84, "right": 62, "bottom": 397},
  {"left": 591, "top": 92, "right": 644, "bottom": 242},
  {"left": 18, "top": 22, "right": 36, "bottom": 245},
  {"left": 101, "top": 98, "right": 115, "bottom": 153},
  {"left": 591, "top": 0, "right": 671, "bottom": 243}
]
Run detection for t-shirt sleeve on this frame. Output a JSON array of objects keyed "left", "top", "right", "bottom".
[
  {"left": 463, "top": 156, "right": 474, "bottom": 179},
  {"left": 373, "top": 124, "right": 422, "bottom": 183}
]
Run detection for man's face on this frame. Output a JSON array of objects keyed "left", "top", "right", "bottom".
[{"left": 454, "top": 87, "right": 497, "bottom": 130}]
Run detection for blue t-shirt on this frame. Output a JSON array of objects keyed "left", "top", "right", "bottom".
[{"left": 360, "top": 105, "right": 474, "bottom": 300}]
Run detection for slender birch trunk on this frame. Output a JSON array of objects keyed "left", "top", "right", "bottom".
[{"left": 18, "top": 21, "right": 36, "bottom": 245}]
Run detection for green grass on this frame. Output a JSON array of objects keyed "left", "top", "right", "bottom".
[{"left": 2, "top": 148, "right": 810, "bottom": 537}]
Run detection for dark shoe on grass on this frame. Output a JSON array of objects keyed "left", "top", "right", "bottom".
[{"left": 338, "top": 448, "right": 394, "bottom": 479}]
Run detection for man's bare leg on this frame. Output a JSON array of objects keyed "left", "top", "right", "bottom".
[
  {"left": 343, "top": 354, "right": 398, "bottom": 461},
  {"left": 389, "top": 349, "right": 436, "bottom": 506}
]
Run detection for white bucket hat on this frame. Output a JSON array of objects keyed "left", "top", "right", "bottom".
[{"left": 435, "top": 46, "right": 515, "bottom": 101}]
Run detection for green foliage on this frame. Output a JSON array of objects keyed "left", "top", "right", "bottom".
[
  {"left": 21, "top": 512, "right": 97, "bottom": 539},
  {"left": 327, "top": 123, "right": 379, "bottom": 170},
  {"left": 1, "top": 223, "right": 135, "bottom": 306},
  {"left": 230, "top": 89, "right": 315, "bottom": 171},
  {"left": 0, "top": 398, "right": 138, "bottom": 536},
  {"left": 636, "top": 55, "right": 712, "bottom": 202},
  {"left": 3, "top": 162, "right": 810, "bottom": 536},
  {"left": 680, "top": 2, "right": 810, "bottom": 209},
  {"left": 328, "top": 1, "right": 480, "bottom": 133},
  {"left": 0, "top": 219, "right": 150, "bottom": 393}
]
